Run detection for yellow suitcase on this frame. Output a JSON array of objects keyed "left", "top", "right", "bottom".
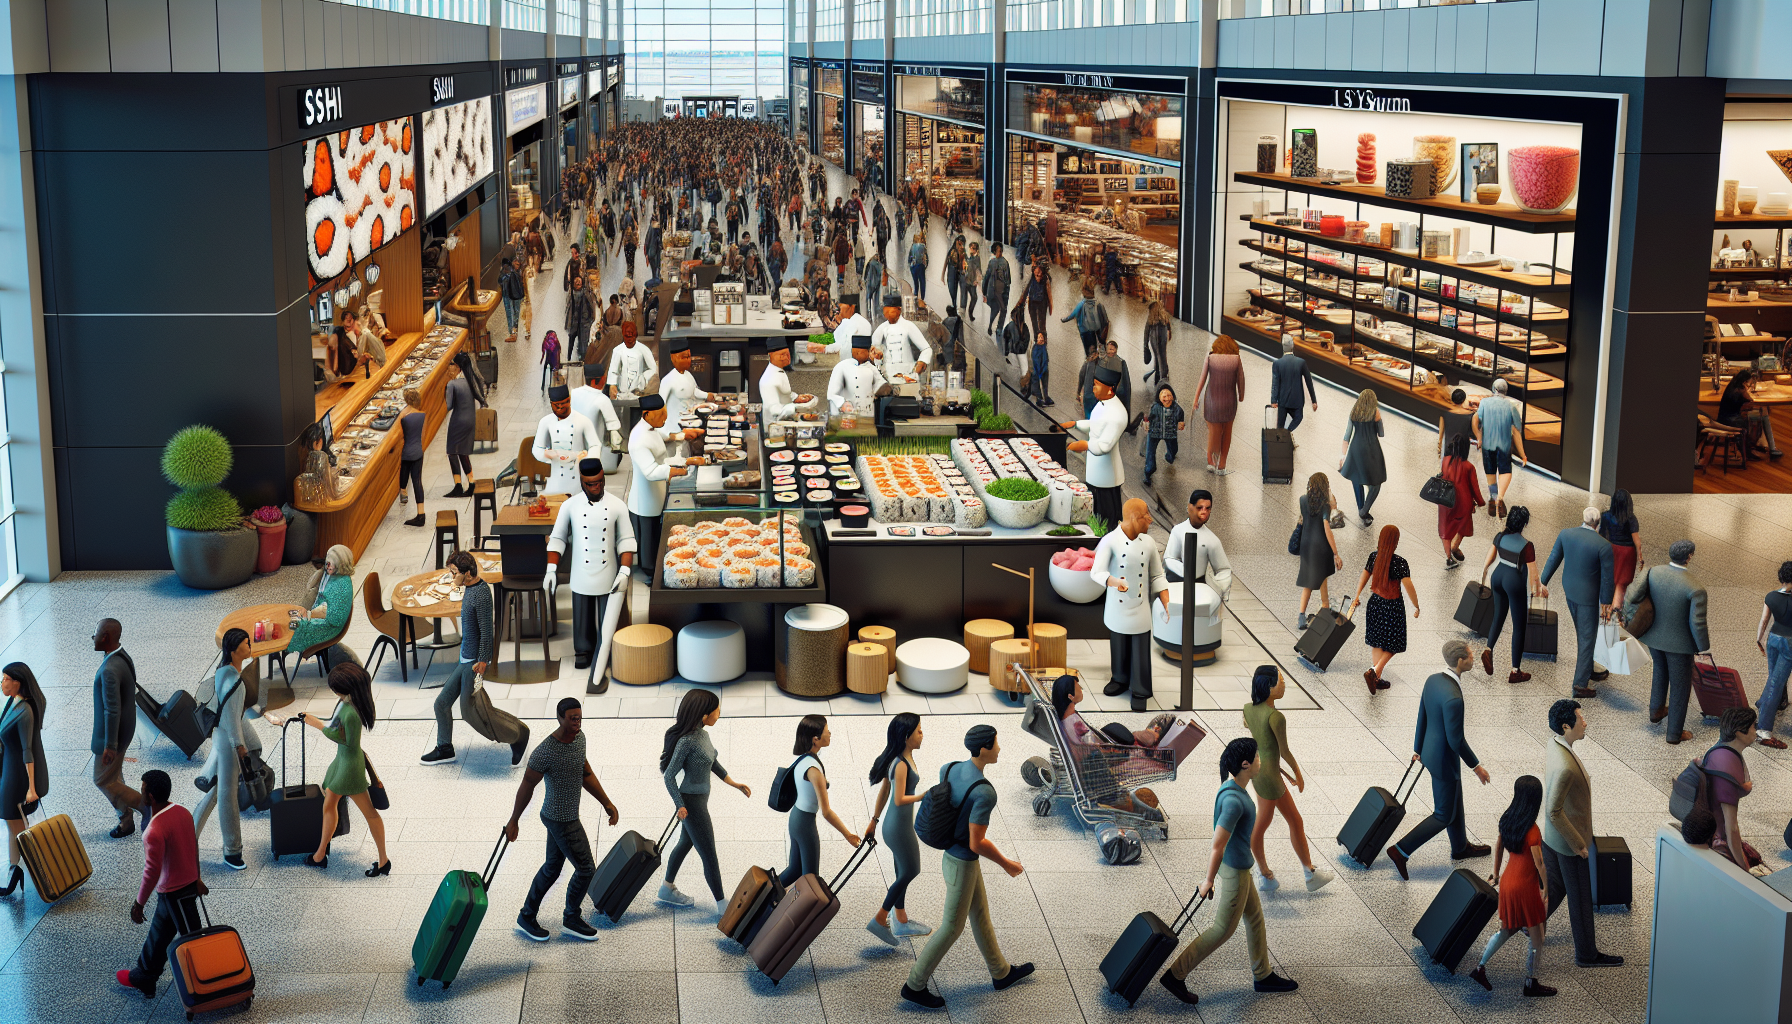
[{"left": 17, "top": 805, "right": 91, "bottom": 903}]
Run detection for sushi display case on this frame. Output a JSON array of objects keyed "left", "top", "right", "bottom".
[{"left": 650, "top": 508, "right": 826, "bottom": 605}]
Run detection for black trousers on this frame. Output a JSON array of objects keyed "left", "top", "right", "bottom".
[
  {"left": 630, "top": 512, "right": 662, "bottom": 579},
  {"left": 1275, "top": 403, "right": 1305, "bottom": 431},
  {"left": 1543, "top": 843, "right": 1599, "bottom": 962},
  {"left": 1091, "top": 485, "right": 1124, "bottom": 534},
  {"left": 523, "top": 818, "right": 596, "bottom": 919},
  {"left": 1394, "top": 771, "right": 1469, "bottom": 859},
  {"left": 1650, "top": 648, "right": 1694, "bottom": 739},
  {"left": 571, "top": 591, "right": 614, "bottom": 659},
  {"left": 1109, "top": 629, "right": 1153, "bottom": 701},
  {"left": 131, "top": 881, "right": 202, "bottom": 988},
  {"left": 1566, "top": 598, "right": 1600, "bottom": 692}
]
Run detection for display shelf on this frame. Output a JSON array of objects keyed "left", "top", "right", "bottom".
[
  {"left": 1234, "top": 171, "right": 1577, "bottom": 232},
  {"left": 1244, "top": 220, "right": 1573, "bottom": 296},
  {"left": 1710, "top": 295, "right": 1792, "bottom": 308},
  {"left": 1709, "top": 265, "right": 1792, "bottom": 278},
  {"left": 1715, "top": 213, "right": 1792, "bottom": 226}
]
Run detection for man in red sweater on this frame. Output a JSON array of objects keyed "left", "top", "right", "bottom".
[{"left": 117, "top": 770, "right": 204, "bottom": 999}]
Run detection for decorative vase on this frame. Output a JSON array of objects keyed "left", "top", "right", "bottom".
[
  {"left": 1740, "top": 186, "right": 1761, "bottom": 215},
  {"left": 1508, "top": 146, "right": 1580, "bottom": 214},
  {"left": 1475, "top": 182, "right": 1503, "bottom": 205},
  {"left": 1290, "top": 129, "right": 1317, "bottom": 178},
  {"left": 983, "top": 491, "right": 1050, "bottom": 529},
  {"left": 1724, "top": 179, "right": 1739, "bottom": 215},
  {"left": 1048, "top": 560, "right": 1106, "bottom": 604},
  {"left": 1256, "top": 135, "right": 1278, "bottom": 174},
  {"left": 1769, "top": 150, "right": 1792, "bottom": 185},
  {"left": 1386, "top": 159, "right": 1436, "bottom": 200},
  {"left": 1355, "top": 133, "right": 1376, "bottom": 184},
  {"left": 1412, "top": 135, "right": 1457, "bottom": 192},
  {"left": 253, "top": 518, "right": 287, "bottom": 574},
  {"left": 167, "top": 526, "right": 257, "bottom": 590}
]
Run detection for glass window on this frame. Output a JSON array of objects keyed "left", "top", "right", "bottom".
[
  {"left": 818, "top": 67, "right": 844, "bottom": 97},
  {"left": 896, "top": 111, "right": 983, "bottom": 231},
  {"left": 623, "top": 0, "right": 786, "bottom": 103},
  {"left": 318, "top": 0, "right": 491, "bottom": 25},
  {"left": 896, "top": 75, "right": 984, "bottom": 125},
  {"left": 504, "top": 0, "right": 545, "bottom": 30},
  {"left": 1008, "top": 80, "right": 1183, "bottom": 162},
  {"left": 821, "top": 94, "right": 845, "bottom": 164},
  {"left": 856, "top": 0, "right": 884, "bottom": 40}
]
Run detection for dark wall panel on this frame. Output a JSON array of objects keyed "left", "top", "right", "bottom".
[
  {"left": 32, "top": 73, "right": 275, "bottom": 152},
  {"left": 1605, "top": 309, "right": 1702, "bottom": 495}
]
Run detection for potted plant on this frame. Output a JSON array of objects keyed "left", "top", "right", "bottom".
[
  {"left": 163, "top": 425, "right": 256, "bottom": 590},
  {"left": 250, "top": 505, "right": 286, "bottom": 574}
]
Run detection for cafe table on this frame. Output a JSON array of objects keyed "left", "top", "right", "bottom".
[
  {"left": 213, "top": 603, "right": 305, "bottom": 710},
  {"left": 389, "top": 555, "right": 502, "bottom": 686}
]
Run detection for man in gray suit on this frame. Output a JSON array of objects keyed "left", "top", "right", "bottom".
[
  {"left": 1623, "top": 539, "right": 1709, "bottom": 744},
  {"left": 1268, "top": 335, "right": 1318, "bottom": 436},
  {"left": 1543, "top": 699, "right": 1625, "bottom": 968},
  {"left": 1388, "top": 639, "right": 1492, "bottom": 880},
  {"left": 91, "top": 618, "right": 142, "bottom": 838},
  {"left": 1540, "top": 507, "right": 1616, "bottom": 699}
]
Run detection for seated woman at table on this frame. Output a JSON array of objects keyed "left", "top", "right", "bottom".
[
  {"left": 1050, "top": 674, "right": 1166, "bottom": 820},
  {"left": 1718, "top": 367, "right": 1783, "bottom": 460},
  {"left": 287, "top": 544, "right": 355, "bottom": 657}
]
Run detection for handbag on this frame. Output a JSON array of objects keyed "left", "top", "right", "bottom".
[
  {"left": 1287, "top": 520, "right": 1303, "bottom": 556},
  {"left": 365, "top": 758, "right": 389, "bottom": 811},
  {"left": 1622, "top": 571, "right": 1655, "bottom": 636},
  {"left": 1420, "top": 471, "right": 1457, "bottom": 507}
]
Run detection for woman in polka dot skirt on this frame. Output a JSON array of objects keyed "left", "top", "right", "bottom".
[{"left": 1351, "top": 524, "right": 1420, "bottom": 695}]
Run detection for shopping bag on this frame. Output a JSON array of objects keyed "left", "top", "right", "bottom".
[{"left": 1594, "top": 621, "right": 1635, "bottom": 676}]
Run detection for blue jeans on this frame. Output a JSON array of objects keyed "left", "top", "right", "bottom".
[
  {"left": 1144, "top": 437, "right": 1177, "bottom": 478},
  {"left": 502, "top": 295, "right": 521, "bottom": 332},
  {"left": 911, "top": 264, "right": 927, "bottom": 298},
  {"left": 945, "top": 269, "right": 962, "bottom": 309},
  {"left": 1762, "top": 634, "right": 1792, "bottom": 732}
]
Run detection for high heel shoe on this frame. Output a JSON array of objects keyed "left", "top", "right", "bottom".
[
  {"left": 365, "top": 860, "right": 392, "bottom": 877},
  {"left": 0, "top": 864, "right": 22, "bottom": 896},
  {"left": 304, "top": 853, "right": 328, "bottom": 870}
]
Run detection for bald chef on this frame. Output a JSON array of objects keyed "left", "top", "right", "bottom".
[
  {"left": 533, "top": 383, "right": 604, "bottom": 496},
  {"left": 546, "top": 458, "right": 635, "bottom": 673},
  {"left": 826, "top": 337, "right": 890, "bottom": 422},
  {"left": 869, "top": 294, "right": 932, "bottom": 380},
  {"left": 759, "top": 337, "right": 819, "bottom": 434},
  {"left": 1062, "top": 363, "right": 1126, "bottom": 530},
  {"left": 571, "top": 362, "right": 626, "bottom": 472},
  {"left": 626, "top": 393, "right": 705, "bottom": 579},
  {"left": 1091, "top": 498, "right": 1171, "bottom": 712}
]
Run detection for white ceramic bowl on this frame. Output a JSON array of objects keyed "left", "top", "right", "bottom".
[
  {"left": 1049, "top": 560, "right": 1106, "bottom": 604},
  {"left": 983, "top": 490, "right": 1050, "bottom": 529}
]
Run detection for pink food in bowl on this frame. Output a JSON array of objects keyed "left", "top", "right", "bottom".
[{"left": 1507, "top": 146, "right": 1579, "bottom": 213}]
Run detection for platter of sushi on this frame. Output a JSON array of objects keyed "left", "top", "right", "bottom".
[
  {"left": 853, "top": 453, "right": 986, "bottom": 528},
  {"left": 951, "top": 438, "right": 1092, "bottom": 526},
  {"left": 660, "top": 513, "right": 818, "bottom": 590}
]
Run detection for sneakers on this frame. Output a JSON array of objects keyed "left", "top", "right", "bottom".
[
  {"left": 1469, "top": 965, "right": 1492, "bottom": 991},
  {"left": 900, "top": 983, "right": 946, "bottom": 1009},
  {"left": 892, "top": 918, "right": 932, "bottom": 937},
  {"left": 1304, "top": 866, "right": 1335, "bottom": 891},
  {"left": 562, "top": 914, "right": 600, "bottom": 941},
  {"left": 1253, "top": 972, "right": 1298, "bottom": 993},
  {"left": 992, "top": 962, "right": 1035, "bottom": 991},
  {"left": 867, "top": 917, "right": 899, "bottom": 947},
  {"left": 516, "top": 914, "right": 550, "bottom": 941},
  {"left": 1256, "top": 870, "right": 1280, "bottom": 892},
  {"left": 223, "top": 853, "right": 246, "bottom": 871},
  {"left": 194, "top": 775, "right": 214, "bottom": 793},
  {"left": 511, "top": 729, "right": 531, "bottom": 767},
  {"left": 109, "top": 817, "right": 135, "bottom": 840},
  {"left": 1158, "top": 970, "right": 1198, "bottom": 1005},
  {"left": 116, "top": 969, "right": 153, "bottom": 1000},
  {"left": 657, "top": 883, "right": 696, "bottom": 907},
  {"left": 420, "top": 744, "right": 458, "bottom": 765}
]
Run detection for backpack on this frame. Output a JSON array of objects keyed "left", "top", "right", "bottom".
[
  {"left": 1670, "top": 744, "right": 1741, "bottom": 822},
  {"left": 195, "top": 675, "right": 244, "bottom": 738},
  {"left": 501, "top": 269, "right": 524, "bottom": 301},
  {"left": 915, "top": 761, "right": 993, "bottom": 850},
  {"left": 769, "top": 754, "right": 817, "bottom": 813},
  {"left": 1004, "top": 320, "right": 1028, "bottom": 356}
]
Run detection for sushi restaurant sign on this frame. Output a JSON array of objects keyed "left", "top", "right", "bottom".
[{"left": 299, "top": 85, "right": 346, "bottom": 128}]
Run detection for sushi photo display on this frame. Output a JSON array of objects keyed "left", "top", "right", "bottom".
[{"left": 305, "top": 117, "right": 418, "bottom": 287}]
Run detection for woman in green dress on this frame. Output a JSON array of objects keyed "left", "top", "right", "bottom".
[
  {"left": 1242, "top": 665, "right": 1332, "bottom": 893},
  {"left": 267, "top": 663, "right": 389, "bottom": 876},
  {"left": 287, "top": 544, "right": 356, "bottom": 657}
]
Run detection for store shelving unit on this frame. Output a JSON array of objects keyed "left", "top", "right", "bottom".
[{"left": 1228, "top": 171, "right": 1575, "bottom": 447}]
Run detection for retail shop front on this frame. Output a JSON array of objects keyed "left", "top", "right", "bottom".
[
  {"left": 894, "top": 64, "right": 987, "bottom": 232},
  {"left": 504, "top": 63, "right": 551, "bottom": 234},
  {"left": 1005, "top": 70, "right": 1186, "bottom": 319},
  {"left": 791, "top": 57, "right": 813, "bottom": 149},
  {"left": 557, "top": 60, "right": 583, "bottom": 184},
  {"left": 1213, "top": 80, "right": 1619, "bottom": 485},
  {"left": 586, "top": 59, "right": 604, "bottom": 150},
  {"left": 817, "top": 60, "right": 847, "bottom": 167},
  {"left": 851, "top": 61, "right": 887, "bottom": 186}
]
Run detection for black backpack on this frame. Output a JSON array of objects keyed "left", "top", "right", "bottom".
[
  {"left": 915, "top": 761, "right": 993, "bottom": 850},
  {"left": 1669, "top": 744, "right": 1741, "bottom": 822},
  {"left": 501, "top": 269, "right": 524, "bottom": 301},
  {"left": 1004, "top": 320, "right": 1028, "bottom": 356},
  {"left": 769, "top": 754, "right": 818, "bottom": 813}
]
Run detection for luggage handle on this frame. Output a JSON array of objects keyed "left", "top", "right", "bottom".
[
  {"left": 278, "top": 715, "right": 308, "bottom": 790},
  {"left": 483, "top": 829, "right": 511, "bottom": 889},
  {"left": 827, "top": 834, "right": 879, "bottom": 893},
  {"left": 658, "top": 811, "right": 681, "bottom": 850},
  {"left": 1393, "top": 760, "right": 1426, "bottom": 806},
  {"left": 1263, "top": 404, "right": 1277, "bottom": 432},
  {"left": 1168, "top": 891, "right": 1209, "bottom": 936}
]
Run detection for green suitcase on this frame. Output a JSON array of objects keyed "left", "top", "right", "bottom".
[{"left": 412, "top": 832, "right": 508, "bottom": 989}]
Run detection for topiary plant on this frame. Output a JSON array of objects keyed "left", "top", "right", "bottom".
[
  {"left": 162, "top": 425, "right": 233, "bottom": 490},
  {"left": 167, "top": 487, "right": 244, "bottom": 532},
  {"left": 977, "top": 412, "right": 1014, "bottom": 432}
]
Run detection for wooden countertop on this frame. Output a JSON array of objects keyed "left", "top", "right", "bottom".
[
  {"left": 448, "top": 282, "right": 501, "bottom": 317},
  {"left": 1699, "top": 379, "right": 1792, "bottom": 405},
  {"left": 1234, "top": 171, "right": 1578, "bottom": 230}
]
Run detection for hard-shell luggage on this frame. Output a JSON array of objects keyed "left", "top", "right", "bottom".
[
  {"left": 477, "top": 351, "right": 500, "bottom": 388},
  {"left": 748, "top": 836, "right": 877, "bottom": 983},
  {"left": 589, "top": 814, "right": 678, "bottom": 923},
  {"left": 1454, "top": 583, "right": 1495, "bottom": 638},
  {"left": 1522, "top": 597, "right": 1558, "bottom": 661},
  {"left": 1413, "top": 867, "right": 1498, "bottom": 973},
  {"left": 1099, "top": 891, "right": 1206, "bottom": 1006},
  {"left": 413, "top": 832, "right": 509, "bottom": 988},
  {"left": 1295, "top": 597, "right": 1354, "bottom": 670},
  {"left": 15, "top": 801, "right": 90, "bottom": 903},
  {"left": 1591, "top": 835, "right": 1632, "bottom": 909},
  {"left": 719, "top": 865, "right": 783, "bottom": 945},
  {"left": 1261, "top": 405, "right": 1294, "bottom": 485},
  {"left": 269, "top": 717, "right": 350, "bottom": 860},
  {"left": 236, "top": 752, "right": 274, "bottom": 813},
  {"left": 1693, "top": 653, "right": 1750, "bottom": 720},
  {"left": 151, "top": 689, "right": 206, "bottom": 760},
  {"left": 169, "top": 895, "right": 254, "bottom": 1020},
  {"left": 1338, "top": 761, "right": 1424, "bottom": 868}
]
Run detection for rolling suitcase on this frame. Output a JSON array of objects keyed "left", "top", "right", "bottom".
[
  {"left": 15, "top": 801, "right": 91, "bottom": 903},
  {"left": 152, "top": 689, "right": 206, "bottom": 760},
  {"left": 477, "top": 350, "right": 499, "bottom": 387},
  {"left": 1295, "top": 597, "right": 1354, "bottom": 670},
  {"left": 413, "top": 832, "right": 510, "bottom": 988},
  {"left": 719, "top": 865, "right": 783, "bottom": 945},
  {"left": 1522, "top": 596, "right": 1558, "bottom": 661},
  {"left": 1693, "top": 653, "right": 1750, "bottom": 720},
  {"left": 1337, "top": 761, "right": 1424, "bottom": 868},
  {"left": 1590, "top": 835, "right": 1632, "bottom": 909},
  {"left": 269, "top": 717, "right": 350, "bottom": 860},
  {"left": 1099, "top": 890, "right": 1206, "bottom": 1006},
  {"left": 1261, "top": 405, "right": 1294, "bottom": 485},
  {"left": 589, "top": 814, "right": 678, "bottom": 923},
  {"left": 1453, "top": 583, "right": 1495, "bottom": 638},
  {"left": 748, "top": 836, "right": 877, "bottom": 983},
  {"left": 169, "top": 894, "right": 254, "bottom": 1019},
  {"left": 1413, "top": 867, "right": 1498, "bottom": 973}
]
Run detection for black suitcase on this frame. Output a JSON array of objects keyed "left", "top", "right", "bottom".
[
  {"left": 589, "top": 814, "right": 678, "bottom": 923},
  {"left": 477, "top": 350, "right": 499, "bottom": 387},
  {"left": 1338, "top": 761, "right": 1424, "bottom": 868},
  {"left": 1261, "top": 405, "right": 1294, "bottom": 485},
  {"left": 1099, "top": 890, "right": 1206, "bottom": 1006},
  {"left": 1295, "top": 597, "right": 1354, "bottom": 670},
  {"left": 155, "top": 690, "right": 206, "bottom": 760},
  {"left": 1413, "top": 867, "right": 1498, "bottom": 973},
  {"left": 1590, "top": 835, "right": 1631, "bottom": 909},
  {"left": 237, "top": 751, "right": 275, "bottom": 813},
  {"left": 1453, "top": 583, "right": 1495, "bottom": 638},
  {"left": 270, "top": 717, "right": 350, "bottom": 860},
  {"left": 1522, "top": 598, "right": 1558, "bottom": 661}
]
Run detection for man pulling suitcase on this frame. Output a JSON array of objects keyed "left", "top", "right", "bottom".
[
  {"left": 504, "top": 699, "right": 620, "bottom": 942},
  {"left": 1387, "top": 641, "right": 1493, "bottom": 881}
]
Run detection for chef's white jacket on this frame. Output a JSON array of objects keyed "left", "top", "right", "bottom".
[
  {"left": 548, "top": 491, "right": 636, "bottom": 594},
  {"left": 870, "top": 316, "right": 932, "bottom": 378},
  {"left": 532, "top": 410, "right": 603, "bottom": 496},
  {"left": 1164, "top": 521, "right": 1233, "bottom": 601},
  {"left": 1076, "top": 396, "right": 1127, "bottom": 489},
  {"left": 1091, "top": 529, "right": 1169, "bottom": 635},
  {"left": 626, "top": 418, "right": 677, "bottom": 516},
  {"left": 608, "top": 341, "right": 658, "bottom": 396},
  {"left": 827, "top": 358, "right": 887, "bottom": 417}
]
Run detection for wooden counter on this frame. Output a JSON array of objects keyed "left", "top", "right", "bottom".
[{"left": 293, "top": 324, "right": 469, "bottom": 559}]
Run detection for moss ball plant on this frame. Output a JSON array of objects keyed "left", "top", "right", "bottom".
[
  {"left": 985, "top": 477, "right": 1048, "bottom": 502},
  {"left": 167, "top": 487, "right": 245, "bottom": 532},
  {"left": 162, "top": 425, "right": 242, "bottom": 531}
]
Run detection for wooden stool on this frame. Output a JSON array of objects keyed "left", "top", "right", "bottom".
[
  {"left": 963, "top": 618, "right": 1014, "bottom": 675},
  {"left": 988, "top": 638, "right": 1036, "bottom": 700},
  {"left": 471, "top": 479, "right": 498, "bottom": 549},
  {"left": 496, "top": 575, "right": 552, "bottom": 665},
  {"left": 1029, "top": 623, "right": 1068, "bottom": 669},
  {"left": 613, "top": 624, "right": 676, "bottom": 685},
  {"left": 858, "top": 626, "right": 897, "bottom": 675},
  {"left": 434, "top": 511, "right": 460, "bottom": 569},
  {"left": 847, "top": 642, "right": 889, "bottom": 694}
]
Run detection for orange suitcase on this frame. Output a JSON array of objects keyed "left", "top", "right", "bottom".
[{"left": 170, "top": 896, "right": 254, "bottom": 1020}]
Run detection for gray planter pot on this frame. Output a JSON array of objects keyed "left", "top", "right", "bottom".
[
  {"left": 167, "top": 526, "right": 257, "bottom": 590},
  {"left": 282, "top": 506, "right": 317, "bottom": 565}
]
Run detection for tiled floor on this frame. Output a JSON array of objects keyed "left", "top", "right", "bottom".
[{"left": 1, "top": 153, "right": 1785, "bottom": 1022}]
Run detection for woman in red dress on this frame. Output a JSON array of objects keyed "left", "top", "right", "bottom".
[
  {"left": 1469, "top": 775, "right": 1554, "bottom": 997},
  {"left": 1438, "top": 431, "right": 1484, "bottom": 568}
]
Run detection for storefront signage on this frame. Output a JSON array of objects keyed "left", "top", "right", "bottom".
[
  {"left": 740, "top": 99, "right": 759, "bottom": 118},
  {"left": 1065, "top": 73, "right": 1113, "bottom": 88},
  {"left": 815, "top": 60, "right": 845, "bottom": 70},
  {"left": 507, "top": 84, "right": 547, "bottom": 134},
  {"left": 299, "top": 85, "right": 345, "bottom": 128},
  {"left": 588, "top": 69, "right": 603, "bottom": 95},
  {"left": 1008, "top": 68, "right": 1185, "bottom": 97},
  {"left": 662, "top": 100, "right": 681, "bottom": 118},
  {"left": 1332, "top": 88, "right": 1411, "bottom": 112},
  {"left": 606, "top": 65, "right": 620, "bottom": 89},
  {"left": 559, "top": 77, "right": 580, "bottom": 109},
  {"left": 852, "top": 71, "right": 885, "bottom": 104},
  {"left": 557, "top": 61, "right": 581, "bottom": 78},
  {"left": 506, "top": 66, "right": 541, "bottom": 87},
  {"left": 431, "top": 76, "right": 456, "bottom": 104},
  {"left": 894, "top": 65, "right": 985, "bottom": 80}
]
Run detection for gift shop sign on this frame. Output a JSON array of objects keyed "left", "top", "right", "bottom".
[{"left": 1332, "top": 88, "right": 1412, "bottom": 112}]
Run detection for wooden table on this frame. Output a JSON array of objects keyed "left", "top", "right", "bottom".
[
  {"left": 214, "top": 604, "right": 305, "bottom": 711},
  {"left": 1699, "top": 379, "right": 1792, "bottom": 405},
  {"left": 448, "top": 282, "right": 502, "bottom": 355},
  {"left": 389, "top": 558, "right": 503, "bottom": 678}
]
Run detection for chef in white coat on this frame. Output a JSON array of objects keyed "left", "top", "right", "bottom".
[
  {"left": 1163, "top": 488, "right": 1232, "bottom": 600},
  {"left": 1090, "top": 498, "right": 1170, "bottom": 712},
  {"left": 869, "top": 297, "right": 932, "bottom": 380},
  {"left": 1062, "top": 364, "right": 1126, "bottom": 530},
  {"left": 826, "top": 338, "right": 889, "bottom": 421},
  {"left": 571, "top": 364, "right": 627, "bottom": 473},
  {"left": 658, "top": 339, "right": 714, "bottom": 453},
  {"left": 533, "top": 384, "right": 604, "bottom": 496},
  {"left": 818, "top": 292, "right": 871, "bottom": 359},
  {"left": 607, "top": 322, "right": 659, "bottom": 397},
  {"left": 759, "top": 337, "right": 819, "bottom": 434},
  {"left": 626, "top": 394, "right": 705, "bottom": 579},
  {"left": 546, "top": 459, "right": 636, "bottom": 673}
]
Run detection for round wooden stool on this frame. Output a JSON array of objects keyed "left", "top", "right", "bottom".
[
  {"left": 987, "top": 638, "right": 1036, "bottom": 700},
  {"left": 847, "top": 642, "right": 889, "bottom": 694},
  {"left": 613, "top": 624, "right": 676, "bottom": 685},
  {"left": 858, "top": 626, "right": 897, "bottom": 675},
  {"left": 780, "top": 604, "right": 850, "bottom": 697},
  {"left": 1029, "top": 623, "right": 1068, "bottom": 669},
  {"left": 963, "top": 618, "right": 1014, "bottom": 675}
]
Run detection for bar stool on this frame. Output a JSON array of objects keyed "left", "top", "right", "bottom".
[
  {"left": 497, "top": 576, "right": 553, "bottom": 665},
  {"left": 471, "top": 479, "right": 498, "bottom": 550},
  {"left": 434, "top": 510, "right": 460, "bottom": 568}
]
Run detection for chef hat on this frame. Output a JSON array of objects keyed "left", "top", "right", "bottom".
[
  {"left": 771, "top": 337, "right": 795, "bottom": 353},
  {"left": 638, "top": 393, "right": 666, "bottom": 411},
  {"left": 882, "top": 290, "right": 902, "bottom": 310},
  {"left": 669, "top": 338, "right": 692, "bottom": 354},
  {"left": 548, "top": 384, "right": 571, "bottom": 401},
  {"left": 1093, "top": 365, "right": 1122, "bottom": 387},
  {"left": 839, "top": 292, "right": 859, "bottom": 308},
  {"left": 579, "top": 458, "right": 604, "bottom": 475}
]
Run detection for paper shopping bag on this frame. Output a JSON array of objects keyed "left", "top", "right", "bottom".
[{"left": 1594, "top": 621, "right": 1635, "bottom": 675}]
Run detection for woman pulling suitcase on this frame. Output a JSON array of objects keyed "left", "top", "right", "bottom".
[
  {"left": 266, "top": 664, "right": 390, "bottom": 877},
  {"left": 780, "top": 715, "right": 860, "bottom": 887},
  {"left": 658, "top": 690, "right": 753, "bottom": 915}
]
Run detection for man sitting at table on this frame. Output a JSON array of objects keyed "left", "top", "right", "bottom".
[
  {"left": 547, "top": 459, "right": 636, "bottom": 678},
  {"left": 421, "top": 550, "right": 530, "bottom": 767}
]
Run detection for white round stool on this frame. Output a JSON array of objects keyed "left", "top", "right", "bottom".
[
  {"left": 678, "top": 620, "right": 746, "bottom": 683},
  {"left": 1153, "top": 581, "right": 1224, "bottom": 666},
  {"left": 895, "top": 637, "right": 971, "bottom": 694}
]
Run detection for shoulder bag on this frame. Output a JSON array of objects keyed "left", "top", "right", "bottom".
[
  {"left": 1420, "top": 463, "right": 1458, "bottom": 507},
  {"left": 1622, "top": 569, "right": 1655, "bottom": 636},
  {"left": 365, "top": 757, "right": 390, "bottom": 811}
]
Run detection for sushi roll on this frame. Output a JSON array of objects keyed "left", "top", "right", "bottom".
[
  {"left": 731, "top": 546, "right": 760, "bottom": 562},
  {"left": 666, "top": 547, "right": 697, "bottom": 563},
  {"left": 666, "top": 563, "right": 698, "bottom": 589},
  {"left": 774, "top": 489, "right": 801, "bottom": 506},
  {"left": 670, "top": 524, "right": 692, "bottom": 537},
  {"left": 784, "top": 556, "right": 817, "bottom": 587},
  {"left": 667, "top": 534, "right": 692, "bottom": 550},
  {"left": 806, "top": 488, "right": 834, "bottom": 505},
  {"left": 752, "top": 556, "right": 781, "bottom": 587},
  {"left": 783, "top": 542, "right": 810, "bottom": 559},
  {"left": 693, "top": 557, "right": 723, "bottom": 589},
  {"left": 305, "top": 192, "right": 350, "bottom": 282},
  {"left": 723, "top": 563, "right": 755, "bottom": 589},
  {"left": 722, "top": 517, "right": 751, "bottom": 529}
]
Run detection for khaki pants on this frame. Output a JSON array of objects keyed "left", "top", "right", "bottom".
[
  {"left": 93, "top": 752, "right": 142, "bottom": 821},
  {"left": 908, "top": 853, "right": 1011, "bottom": 989},
  {"left": 1168, "top": 862, "right": 1271, "bottom": 982}
]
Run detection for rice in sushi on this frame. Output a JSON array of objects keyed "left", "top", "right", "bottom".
[
  {"left": 723, "top": 563, "right": 755, "bottom": 589},
  {"left": 752, "top": 556, "right": 782, "bottom": 587},
  {"left": 666, "top": 563, "right": 698, "bottom": 589},
  {"left": 783, "top": 556, "right": 817, "bottom": 587},
  {"left": 693, "top": 557, "right": 723, "bottom": 589}
]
